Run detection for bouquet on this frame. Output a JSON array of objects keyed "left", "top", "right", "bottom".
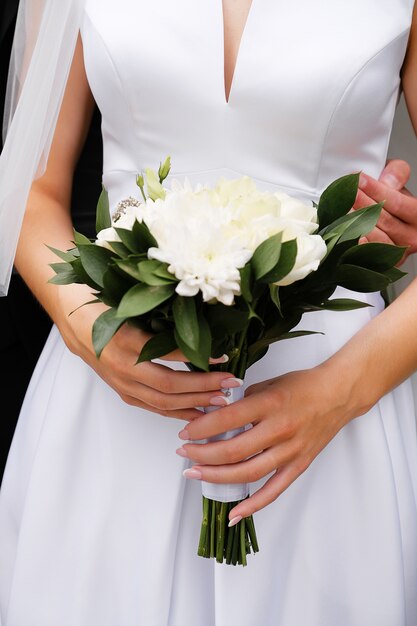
[{"left": 50, "top": 157, "right": 406, "bottom": 566}]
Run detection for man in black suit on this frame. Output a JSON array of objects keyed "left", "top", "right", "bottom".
[{"left": 0, "top": 0, "right": 103, "bottom": 481}]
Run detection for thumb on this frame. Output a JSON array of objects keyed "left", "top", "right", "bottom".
[{"left": 379, "top": 159, "right": 411, "bottom": 190}]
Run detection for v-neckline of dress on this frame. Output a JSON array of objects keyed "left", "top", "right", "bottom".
[{"left": 221, "top": 0, "right": 255, "bottom": 105}]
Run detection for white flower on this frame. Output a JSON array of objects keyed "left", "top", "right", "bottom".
[
  {"left": 98, "top": 177, "right": 326, "bottom": 301},
  {"left": 274, "top": 233, "right": 327, "bottom": 286},
  {"left": 143, "top": 185, "right": 252, "bottom": 305}
]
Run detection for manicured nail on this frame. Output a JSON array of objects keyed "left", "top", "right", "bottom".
[
  {"left": 176, "top": 447, "right": 188, "bottom": 458},
  {"left": 359, "top": 236, "right": 368, "bottom": 245},
  {"left": 228, "top": 515, "right": 243, "bottom": 528},
  {"left": 183, "top": 468, "right": 202, "bottom": 480},
  {"left": 209, "top": 354, "right": 229, "bottom": 364},
  {"left": 359, "top": 173, "right": 367, "bottom": 188},
  {"left": 210, "top": 395, "right": 231, "bottom": 407},
  {"left": 221, "top": 377, "right": 244, "bottom": 389},
  {"left": 178, "top": 428, "right": 190, "bottom": 440}
]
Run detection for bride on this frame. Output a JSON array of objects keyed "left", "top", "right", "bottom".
[{"left": 1, "top": 0, "right": 417, "bottom": 624}]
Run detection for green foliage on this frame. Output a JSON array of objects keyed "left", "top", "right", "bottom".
[
  {"left": 137, "top": 330, "right": 177, "bottom": 363},
  {"left": 96, "top": 186, "right": 111, "bottom": 234},
  {"left": 117, "top": 283, "right": 175, "bottom": 318},
  {"left": 317, "top": 173, "right": 360, "bottom": 228},
  {"left": 92, "top": 308, "right": 127, "bottom": 357}
]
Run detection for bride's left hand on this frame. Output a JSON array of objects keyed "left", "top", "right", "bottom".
[{"left": 177, "top": 363, "right": 366, "bottom": 521}]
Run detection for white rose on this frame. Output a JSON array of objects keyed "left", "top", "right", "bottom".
[
  {"left": 274, "top": 233, "right": 327, "bottom": 286},
  {"left": 96, "top": 227, "right": 122, "bottom": 250}
]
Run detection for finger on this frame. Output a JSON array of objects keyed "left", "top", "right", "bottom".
[
  {"left": 376, "top": 208, "right": 414, "bottom": 248},
  {"left": 184, "top": 445, "right": 290, "bottom": 485},
  {"left": 178, "top": 391, "right": 272, "bottom": 441},
  {"left": 131, "top": 360, "right": 239, "bottom": 394},
  {"left": 119, "top": 393, "right": 203, "bottom": 421},
  {"left": 353, "top": 188, "right": 377, "bottom": 210},
  {"left": 179, "top": 418, "right": 294, "bottom": 465},
  {"left": 379, "top": 159, "right": 411, "bottom": 190},
  {"left": 359, "top": 173, "right": 417, "bottom": 223},
  {"left": 363, "top": 225, "right": 394, "bottom": 245},
  {"left": 124, "top": 379, "right": 231, "bottom": 412},
  {"left": 228, "top": 462, "right": 307, "bottom": 519}
]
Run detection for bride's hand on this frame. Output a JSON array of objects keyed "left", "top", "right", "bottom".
[
  {"left": 55, "top": 284, "right": 235, "bottom": 422},
  {"left": 177, "top": 362, "right": 368, "bottom": 518},
  {"left": 353, "top": 159, "right": 417, "bottom": 261}
]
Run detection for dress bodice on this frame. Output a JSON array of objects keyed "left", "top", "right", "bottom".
[{"left": 81, "top": 0, "right": 414, "bottom": 208}]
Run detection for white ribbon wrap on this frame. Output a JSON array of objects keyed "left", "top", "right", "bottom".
[{"left": 201, "top": 385, "right": 249, "bottom": 503}]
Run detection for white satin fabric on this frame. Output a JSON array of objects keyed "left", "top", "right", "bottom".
[{"left": 1, "top": 1, "right": 417, "bottom": 624}]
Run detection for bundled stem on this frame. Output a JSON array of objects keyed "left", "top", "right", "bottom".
[{"left": 197, "top": 497, "right": 259, "bottom": 566}]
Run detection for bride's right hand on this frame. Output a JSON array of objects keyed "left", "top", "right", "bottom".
[{"left": 55, "top": 284, "right": 234, "bottom": 422}]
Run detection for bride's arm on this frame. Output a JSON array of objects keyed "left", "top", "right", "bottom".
[
  {"left": 14, "top": 37, "right": 232, "bottom": 421},
  {"left": 179, "top": 15, "right": 417, "bottom": 522}
]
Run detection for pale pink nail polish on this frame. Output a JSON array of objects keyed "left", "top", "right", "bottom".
[
  {"left": 183, "top": 468, "right": 202, "bottom": 480},
  {"left": 209, "top": 354, "right": 229, "bottom": 364},
  {"left": 221, "top": 377, "right": 244, "bottom": 389},
  {"left": 359, "top": 173, "right": 367, "bottom": 188},
  {"left": 176, "top": 447, "right": 188, "bottom": 458},
  {"left": 210, "top": 396, "right": 230, "bottom": 407},
  {"left": 178, "top": 428, "right": 190, "bottom": 440},
  {"left": 228, "top": 515, "right": 243, "bottom": 528}
]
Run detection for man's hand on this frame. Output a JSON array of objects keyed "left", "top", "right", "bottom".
[{"left": 353, "top": 159, "right": 417, "bottom": 262}]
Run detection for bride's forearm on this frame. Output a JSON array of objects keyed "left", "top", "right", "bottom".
[
  {"left": 14, "top": 186, "right": 95, "bottom": 327},
  {"left": 320, "top": 279, "right": 417, "bottom": 419}
]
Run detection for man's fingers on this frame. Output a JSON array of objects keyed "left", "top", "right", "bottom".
[
  {"left": 359, "top": 173, "right": 416, "bottom": 223},
  {"left": 379, "top": 159, "right": 411, "bottom": 190}
]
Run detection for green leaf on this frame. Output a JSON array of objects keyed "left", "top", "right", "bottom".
[
  {"left": 172, "top": 296, "right": 200, "bottom": 351},
  {"left": 92, "top": 308, "right": 127, "bottom": 357},
  {"left": 336, "top": 264, "right": 391, "bottom": 292},
  {"left": 137, "top": 330, "right": 177, "bottom": 364},
  {"left": 46, "top": 245, "right": 77, "bottom": 262},
  {"left": 117, "top": 283, "right": 175, "bottom": 318},
  {"left": 309, "top": 298, "right": 371, "bottom": 311},
  {"left": 340, "top": 242, "right": 407, "bottom": 271},
  {"left": 252, "top": 233, "right": 282, "bottom": 280},
  {"left": 261, "top": 239, "right": 298, "bottom": 284},
  {"left": 205, "top": 303, "right": 249, "bottom": 336},
  {"left": 153, "top": 263, "right": 177, "bottom": 281},
  {"left": 78, "top": 244, "right": 115, "bottom": 288},
  {"left": 50, "top": 262, "right": 72, "bottom": 274},
  {"left": 106, "top": 241, "right": 131, "bottom": 258},
  {"left": 137, "top": 260, "right": 177, "bottom": 286},
  {"left": 383, "top": 267, "right": 407, "bottom": 282},
  {"left": 72, "top": 257, "right": 102, "bottom": 290},
  {"left": 48, "top": 269, "right": 80, "bottom": 285},
  {"left": 102, "top": 266, "right": 132, "bottom": 304},
  {"left": 322, "top": 204, "right": 382, "bottom": 243},
  {"left": 73, "top": 230, "right": 93, "bottom": 247},
  {"left": 114, "top": 258, "right": 143, "bottom": 281},
  {"left": 131, "top": 221, "right": 158, "bottom": 252},
  {"left": 239, "top": 264, "right": 252, "bottom": 302},
  {"left": 96, "top": 186, "right": 111, "bottom": 234},
  {"left": 269, "top": 285, "right": 282, "bottom": 315},
  {"left": 174, "top": 310, "right": 211, "bottom": 371},
  {"left": 317, "top": 173, "right": 360, "bottom": 228}
]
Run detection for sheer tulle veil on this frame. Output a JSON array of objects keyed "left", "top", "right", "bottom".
[{"left": 0, "top": 0, "right": 85, "bottom": 295}]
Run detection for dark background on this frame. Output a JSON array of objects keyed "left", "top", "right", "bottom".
[{"left": 0, "top": 0, "right": 103, "bottom": 482}]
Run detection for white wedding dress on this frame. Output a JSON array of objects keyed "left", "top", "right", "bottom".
[{"left": 1, "top": 1, "right": 417, "bottom": 624}]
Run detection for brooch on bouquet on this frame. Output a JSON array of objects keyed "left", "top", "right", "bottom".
[{"left": 49, "top": 157, "right": 406, "bottom": 566}]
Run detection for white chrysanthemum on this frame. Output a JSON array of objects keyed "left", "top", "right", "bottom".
[
  {"left": 97, "top": 177, "right": 327, "bottom": 302},
  {"left": 143, "top": 187, "right": 252, "bottom": 305}
]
